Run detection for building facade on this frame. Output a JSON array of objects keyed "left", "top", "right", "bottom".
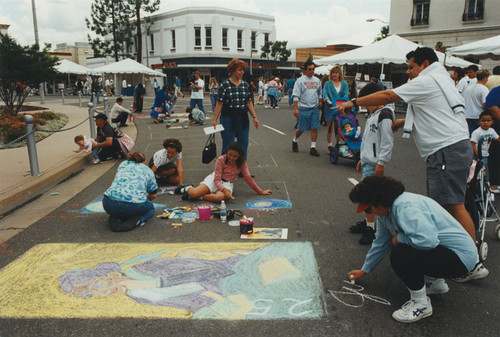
[
  {"left": 134, "top": 7, "right": 296, "bottom": 88},
  {"left": 53, "top": 42, "right": 94, "bottom": 66},
  {"left": 389, "top": 0, "right": 500, "bottom": 67}
]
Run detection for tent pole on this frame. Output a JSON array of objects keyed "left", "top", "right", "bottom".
[{"left": 380, "top": 63, "right": 385, "bottom": 80}]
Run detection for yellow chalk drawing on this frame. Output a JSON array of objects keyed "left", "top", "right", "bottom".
[
  {"left": 0, "top": 242, "right": 265, "bottom": 318},
  {"left": 259, "top": 257, "right": 301, "bottom": 285}
]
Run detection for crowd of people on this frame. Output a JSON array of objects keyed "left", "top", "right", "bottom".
[{"left": 71, "top": 49, "right": 500, "bottom": 324}]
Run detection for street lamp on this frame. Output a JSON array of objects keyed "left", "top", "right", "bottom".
[
  {"left": 366, "top": 18, "right": 389, "bottom": 24},
  {"left": 250, "top": 32, "right": 262, "bottom": 76}
]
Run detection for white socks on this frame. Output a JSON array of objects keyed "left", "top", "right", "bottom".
[
  {"left": 409, "top": 285, "right": 428, "bottom": 304},
  {"left": 292, "top": 137, "right": 298, "bottom": 143},
  {"left": 311, "top": 142, "right": 316, "bottom": 148},
  {"left": 366, "top": 221, "right": 375, "bottom": 229}
]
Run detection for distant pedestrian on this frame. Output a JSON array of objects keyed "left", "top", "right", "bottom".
[
  {"left": 91, "top": 77, "right": 100, "bottom": 104},
  {"left": 134, "top": 83, "right": 146, "bottom": 113},
  {"left": 174, "top": 76, "right": 184, "bottom": 98},
  {"left": 257, "top": 76, "right": 264, "bottom": 105},
  {"left": 323, "top": 66, "right": 349, "bottom": 149},
  {"left": 286, "top": 77, "right": 296, "bottom": 106},
  {"left": 152, "top": 79, "right": 160, "bottom": 95},
  {"left": 105, "top": 78, "right": 111, "bottom": 97},
  {"left": 190, "top": 71, "right": 206, "bottom": 116},
  {"left": 291, "top": 60, "right": 322, "bottom": 157},
  {"left": 485, "top": 84, "right": 500, "bottom": 193},
  {"left": 209, "top": 77, "right": 219, "bottom": 113}
]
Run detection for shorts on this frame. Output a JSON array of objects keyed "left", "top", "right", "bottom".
[
  {"left": 361, "top": 163, "right": 376, "bottom": 180},
  {"left": 426, "top": 139, "right": 472, "bottom": 205},
  {"left": 298, "top": 107, "right": 320, "bottom": 131},
  {"left": 201, "top": 172, "right": 234, "bottom": 194},
  {"left": 258, "top": 89, "right": 263, "bottom": 96}
]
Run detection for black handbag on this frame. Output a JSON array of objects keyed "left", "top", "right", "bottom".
[{"left": 202, "top": 134, "right": 217, "bottom": 164}]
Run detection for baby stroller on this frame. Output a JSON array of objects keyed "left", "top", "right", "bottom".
[
  {"left": 465, "top": 156, "right": 500, "bottom": 262},
  {"left": 329, "top": 99, "right": 362, "bottom": 164}
]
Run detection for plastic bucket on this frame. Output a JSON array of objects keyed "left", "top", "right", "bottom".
[
  {"left": 197, "top": 205, "right": 211, "bottom": 220},
  {"left": 240, "top": 217, "right": 254, "bottom": 234}
]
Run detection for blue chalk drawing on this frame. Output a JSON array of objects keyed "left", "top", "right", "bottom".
[
  {"left": 244, "top": 199, "right": 292, "bottom": 210},
  {"left": 80, "top": 195, "right": 166, "bottom": 214}
]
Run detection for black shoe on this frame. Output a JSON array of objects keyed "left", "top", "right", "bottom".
[
  {"left": 359, "top": 227, "right": 375, "bottom": 245},
  {"left": 292, "top": 141, "right": 298, "bottom": 152},
  {"left": 182, "top": 192, "right": 190, "bottom": 200},
  {"left": 175, "top": 185, "right": 193, "bottom": 194},
  {"left": 309, "top": 148, "right": 320, "bottom": 156},
  {"left": 349, "top": 219, "right": 367, "bottom": 233},
  {"left": 119, "top": 124, "right": 128, "bottom": 127}
]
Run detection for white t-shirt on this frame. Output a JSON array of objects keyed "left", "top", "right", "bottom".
[
  {"left": 457, "top": 76, "right": 477, "bottom": 95},
  {"left": 191, "top": 79, "right": 204, "bottom": 99},
  {"left": 392, "top": 64, "right": 469, "bottom": 159},
  {"left": 76, "top": 136, "right": 96, "bottom": 153},
  {"left": 471, "top": 127, "right": 499, "bottom": 158},
  {"left": 153, "top": 149, "right": 182, "bottom": 168},
  {"left": 463, "top": 84, "right": 489, "bottom": 119}
]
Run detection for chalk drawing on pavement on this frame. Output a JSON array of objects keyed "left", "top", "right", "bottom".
[
  {"left": 327, "top": 281, "right": 391, "bottom": 308},
  {"left": 79, "top": 195, "right": 165, "bottom": 214},
  {"left": 244, "top": 199, "right": 292, "bottom": 210},
  {"left": 0, "top": 242, "right": 324, "bottom": 319}
]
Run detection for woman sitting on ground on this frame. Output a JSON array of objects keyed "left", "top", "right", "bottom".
[
  {"left": 102, "top": 152, "right": 158, "bottom": 232},
  {"left": 149, "top": 138, "right": 183, "bottom": 186},
  {"left": 178, "top": 142, "right": 271, "bottom": 202}
]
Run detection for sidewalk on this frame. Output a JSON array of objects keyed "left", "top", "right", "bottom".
[{"left": 0, "top": 99, "right": 137, "bottom": 219}]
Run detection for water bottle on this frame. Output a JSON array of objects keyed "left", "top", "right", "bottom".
[{"left": 220, "top": 200, "right": 227, "bottom": 223}]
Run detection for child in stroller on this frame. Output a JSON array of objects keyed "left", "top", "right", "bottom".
[{"left": 329, "top": 99, "right": 362, "bottom": 164}]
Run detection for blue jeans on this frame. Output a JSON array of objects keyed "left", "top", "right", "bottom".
[
  {"left": 288, "top": 91, "right": 293, "bottom": 106},
  {"left": 210, "top": 95, "right": 217, "bottom": 113},
  {"left": 102, "top": 195, "right": 154, "bottom": 223},
  {"left": 190, "top": 98, "right": 206, "bottom": 115},
  {"left": 220, "top": 114, "right": 249, "bottom": 158}
]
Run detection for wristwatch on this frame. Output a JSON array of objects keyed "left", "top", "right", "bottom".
[{"left": 351, "top": 98, "right": 358, "bottom": 108}]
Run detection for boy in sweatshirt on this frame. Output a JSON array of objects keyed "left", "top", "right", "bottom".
[{"left": 349, "top": 82, "right": 394, "bottom": 245}]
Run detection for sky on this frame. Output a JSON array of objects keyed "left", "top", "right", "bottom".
[{"left": 0, "top": 0, "right": 391, "bottom": 49}]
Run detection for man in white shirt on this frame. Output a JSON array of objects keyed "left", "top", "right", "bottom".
[
  {"left": 105, "top": 78, "right": 111, "bottom": 97},
  {"left": 189, "top": 71, "right": 206, "bottom": 116},
  {"left": 463, "top": 69, "right": 490, "bottom": 135},
  {"left": 336, "top": 47, "right": 488, "bottom": 282},
  {"left": 110, "top": 97, "right": 131, "bottom": 127},
  {"left": 457, "top": 65, "right": 479, "bottom": 95}
]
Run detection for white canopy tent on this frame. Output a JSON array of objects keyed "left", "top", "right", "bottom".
[
  {"left": 447, "top": 35, "right": 500, "bottom": 60},
  {"left": 314, "top": 65, "right": 332, "bottom": 76},
  {"left": 316, "top": 35, "right": 476, "bottom": 71},
  {"left": 92, "top": 58, "right": 165, "bottom": 95},
  {"left": 55, "top": 59, "right": 96, "bottom": 75}
]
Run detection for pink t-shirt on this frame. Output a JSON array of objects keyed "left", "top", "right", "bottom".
[{"left": 213, "top": 155, "right": 263, "bottom": 194}]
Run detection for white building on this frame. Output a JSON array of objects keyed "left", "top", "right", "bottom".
[
  {"left": 389, "top": 0, "right": 500, "bottom": 68},
  {"left": 134, "top": 7, "right": 295, "bottom": 88}
]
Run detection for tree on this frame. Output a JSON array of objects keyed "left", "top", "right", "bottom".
[
  {"left": 127, "top": 0, "right": 160, "bottom": 63},
  {"left": 0, "top": 34, "right": 58, "bottom": 115},
  {"left": 260, "top": 41, "right": 291, "bottom": 72},
  {"left": 86, "top": 0, "right": 134, "bottom": 61},
  {"left": 374, "top": 25, "right": 389, "bottom": 42}
]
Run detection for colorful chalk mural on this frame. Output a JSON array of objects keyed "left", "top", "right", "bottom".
[
  {"left": 0, "top": 242, "right": 324, "bottom": 319},
  {"left": 80, "top": 196, "right": 166, "bottom": 214},
  {"left": 244, "top": 199, "right": 292, "bottom": 210}
]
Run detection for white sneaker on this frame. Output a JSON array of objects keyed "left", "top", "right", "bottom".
[
  {"left": 93, "top": 158, "right": 100, "bottom": 164},
  {"left": 452, "top": 262, "right": 489, "bottom": 282},
  {"left": 264, "top": 105, "right": 269, "bottom": 109},
  {"left": 425, "top": 277, "right": 449, "bottom": 295},
  {"left": 392, "top": 298, "right": 432, "bottom": 323}
]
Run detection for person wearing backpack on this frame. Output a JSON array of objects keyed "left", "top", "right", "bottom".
[{"left": 349, "top": 82, "right": 395, "bottom": 245}]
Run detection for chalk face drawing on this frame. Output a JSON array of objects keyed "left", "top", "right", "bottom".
[
  {"left": 80, "top": 196, "right": 166, "bottom": 214},
  {"left": 244, "top": 199, "right": 292, "bottom": 210},
  {"left": 0, "top": 242, "right": 324, "bottom": 319}
]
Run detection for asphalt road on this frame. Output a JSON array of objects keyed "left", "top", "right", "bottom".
[{"left": 1, "top": 95, "right": 499, "bottom": 336}]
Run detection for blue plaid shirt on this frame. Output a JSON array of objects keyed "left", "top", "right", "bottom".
[{"left": 218, "top": 79, "right": 251, "bottom": 110}]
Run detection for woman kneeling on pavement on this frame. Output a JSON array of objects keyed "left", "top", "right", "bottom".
[
  {"left": 347, "top": 175, "right": 478, "bottom": 323},
  {"left": 102, "top": 151, "right": 158, "bottom": 232}
]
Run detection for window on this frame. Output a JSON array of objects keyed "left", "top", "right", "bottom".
[
  {"left": 463, "top": 0, "right": 484, "bottom": 21},
  {"left": 150, "top": 34, "right": 154, "bottom": 52},
  {"left": 222, "top": 28, "right": 228, "bottom": 48},
  {"left": 237, "top": 29, "right": 243, "bottom": 50},
  {"left": 411, "top": 0, "right": 430, "bottom": 26},
  {"left": 264, "top": 33, "right": 269, "bottom": 43},
  {"left": 205, "top": 27, "right": 212, "bottom": 48},
  {"left": 171, "top": 30, "right": 176, "bottom": 49},
  {"left": 194, "top": 27, "right": 201, "bottom": 49},
  {"left": 251, "top": 31, "right": 256, "bottom": 50}
]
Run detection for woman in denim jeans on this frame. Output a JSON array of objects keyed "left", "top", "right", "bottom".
[
  {"left": 209, "top": 77, "right": 219, "bottom": 113},
  {"left": 102, "top": 152, "right": 158, "bottom": 231}
]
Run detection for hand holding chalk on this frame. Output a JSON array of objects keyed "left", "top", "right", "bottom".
[{"left": 347, "top": 269, "right": 367, "bottom": 282}]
